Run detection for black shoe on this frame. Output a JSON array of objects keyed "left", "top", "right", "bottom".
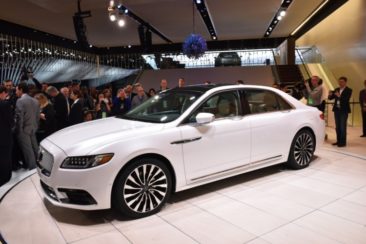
[
  {"left": 360, "top": 134, "right": 366, "bottom": 137},
  {"left": 332, "top": 142, "right": 338, "bottom": 146}
]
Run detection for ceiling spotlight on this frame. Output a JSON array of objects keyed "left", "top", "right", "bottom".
[
  {"left": 274, "top": 20, "right": 278, "bottom": 24},
  {"left": 109, "top": 13, "right": 117, "bottom": 21},
  {"left": 89, "top": 44, "right": 93, "bottom": 48},
  {"left": 196, "top": 0, "right": 202, "bottom": 4},
  {"left": 118, "top": 18, "right": 126, "bottom": 27},
  {"left": 124, "top": 9, "right": 129, "bottom": 14},
  {"left": 128, "top": 45, "right": 132, "bottom": 48},
  {"left": 277, "top": 15, "right": 282, "bottom": 20},
  {"left": 269, "top": 27, "right": 272, "bottom": 31},
  {"left": 280, "top": 10, "right": 286, "bottom": 17},
  {"left": 212, "top": 36, "right": 217, "bottom": 40}
]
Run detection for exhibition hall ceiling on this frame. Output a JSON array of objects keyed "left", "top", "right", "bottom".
[{"left": 0, "top": 0, "right": 324, "bottom": 47}]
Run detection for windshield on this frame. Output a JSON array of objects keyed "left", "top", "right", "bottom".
[{"left": 121, "top": 90, "right": 203, "bottom": 123}]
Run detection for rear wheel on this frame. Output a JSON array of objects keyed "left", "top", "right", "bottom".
[
  {"left": 112, "top": 158, "right": 172, "bottom": 218},
  {"left": 287, "top": 130, "right": 315, "bottom": 169}
]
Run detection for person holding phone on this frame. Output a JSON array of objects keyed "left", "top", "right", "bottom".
[{"left": 328, "top": 76, "right": 352, "bottom": 147}]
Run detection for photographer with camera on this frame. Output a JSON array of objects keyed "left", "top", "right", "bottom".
[
  {"left": 95, "top": 92, "right": 111, "bottom": 119},
  {"left": 328, "top": 76, "right": 352, "bottom": 147},
  {"left": 112, "top": 88, "right": 131, "bottom": 116},
  {"left": 304, "top": 76, "right": 325, "bottom": 112}
]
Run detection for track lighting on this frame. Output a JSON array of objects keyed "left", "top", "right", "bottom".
[
  {"left": 264, "top": 2, "right": 293, "bottom": 37},
  {"left": 109, "top": 13, "right": 117, "bottom": 22},
  {"left": 118, "top": 18, "right": 125, "bottom": 27}
]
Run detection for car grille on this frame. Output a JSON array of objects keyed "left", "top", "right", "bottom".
[{"left": 37, "top": 147, "right": 54, "bottom": 176}]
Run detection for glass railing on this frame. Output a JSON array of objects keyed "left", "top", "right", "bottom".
[
  {"left": 295, "top": 46, "right": 324, "bottom": 64},
  {"left": 1, "top": 33, "right": 324, "bottom": 72},
  {"left": 325, "top": 100, "right": 362, "bottom": 127}
]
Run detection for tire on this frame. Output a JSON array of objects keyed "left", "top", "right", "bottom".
[
  {"left": 112, "top": 157, "right": 172, "bottom": 218},
  {"left": 287, "top": 130, "right": 315, "bottom": 169}
]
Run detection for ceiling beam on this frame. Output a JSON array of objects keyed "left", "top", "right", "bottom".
[
  {"left": 0, "top": 19, "right": 91, "bottom": 51},
  {"left": 264, "top": 0, "right": 294, "bottom": 38},
  {"left": 0, "top": 19, "right": 285, "bottom": 54},
  {"left": 117, "top": 4, "right": 172, "bottom": 44},
  {"left": 290, "top": 0, "right": 348, "bottom": 39},
  {"left": 97, "top": 37, "right": 286, "bottom": 54},
  {"left": 194, "top": 0, "right": 217, "bottom": 40}
]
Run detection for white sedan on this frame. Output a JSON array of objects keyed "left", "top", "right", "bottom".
[{"left": 37, "top": 84, "right": 325, "bottom": 218}]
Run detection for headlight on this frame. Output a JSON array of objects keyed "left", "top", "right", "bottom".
[{"left": 61, "top": 154, "right": 114, "bottom": 169}]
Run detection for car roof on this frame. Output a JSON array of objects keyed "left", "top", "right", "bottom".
[
  {"left": 168, "top": 84, "right": 231, "bottom": 93},
  {"left": 165, "top": 84, "right": 306, "bottom": 110},
  {"left": 169, "top": 84, "right": 277, "bottom": 93}
]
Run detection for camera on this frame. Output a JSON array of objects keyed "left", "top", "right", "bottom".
[{"left": 291, "top": 82, "right": 306, "bottom": 100}]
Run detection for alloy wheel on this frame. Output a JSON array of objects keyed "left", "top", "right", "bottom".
[
  {"left": 293, "top": 133, "right": 314, "bottom": 166},
  {"left": 123, "top": 164, "right": 168, "bottom": 213}
]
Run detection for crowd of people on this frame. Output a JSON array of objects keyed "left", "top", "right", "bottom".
[
  {"left": 1, "top": 76, "right": 365, "bottom": 187},
  {"left": 0, "top": 77, "right": 189, "bottom": 186}
]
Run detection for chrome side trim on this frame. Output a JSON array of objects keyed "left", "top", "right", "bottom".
[
  {"left": 190, "top": 155, "right": 282, "bottom": 182},
  {"left": 171, "top": 137, "right": 202, "bottom": 145}
]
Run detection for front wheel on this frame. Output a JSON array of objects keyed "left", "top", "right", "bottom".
[
  {"left": 287, "top": 130, "right": 315, "bottom": 169},
  {"left": 112, "top": 158, "right": 172, "bottom": 218}
]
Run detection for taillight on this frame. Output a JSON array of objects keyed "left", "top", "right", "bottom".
[{"left": 320, "top": 113, "right": 325, "bottom": 120}]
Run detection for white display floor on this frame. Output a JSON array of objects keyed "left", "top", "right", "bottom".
[{"left": 1, "top": 127, "right": 365, "bottom": 244}]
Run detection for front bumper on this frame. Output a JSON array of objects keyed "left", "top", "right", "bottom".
[{"left": 37, "top": 139, "right": 116, "bottom": 210}]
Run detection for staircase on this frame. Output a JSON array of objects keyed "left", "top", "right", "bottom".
[{"left": 275, "top": 65, "right": 304, "bottom": 87}]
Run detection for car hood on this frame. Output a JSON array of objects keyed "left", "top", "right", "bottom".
[{"left": 45, "top": 117, "right": 163, "bottom": 155}]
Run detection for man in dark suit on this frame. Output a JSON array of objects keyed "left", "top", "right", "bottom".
[
  {"left": 15, "top": 82, "right": 40, "bottom": 170},
  {"left": 0, "top": 86, "right": 14, "bottom": 186},
  {"left": 46, "top": 86, "right": 69, "bottom": 130},
  {"left": 69, "top": 89, "right": 84, "bottom": 125},
  {"left": 3, "top": 79, "right": 17, "bottom": 111},
  {"left": 359, "top": 80, "right": 366, "bottom": 137},
  {"left": 3, "top": 80, "right": 24, "bottom": 170},
  {"left": 328, "top": 76, "right": 353, "bottom": 147}
]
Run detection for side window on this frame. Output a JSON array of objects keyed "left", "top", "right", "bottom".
[
  {"left": 189, "top": 91, "right": 240, "bottom": 122},
  {"left": 277, "top": 95, "right": 293, "bottom": 110},
  {"left": 245, "top": 90, "right": 280, "bottom": 114}
]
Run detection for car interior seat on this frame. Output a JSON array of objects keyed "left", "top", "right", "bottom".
[{"left": 217, "top": 98, "right": 237, "bottom": 118}]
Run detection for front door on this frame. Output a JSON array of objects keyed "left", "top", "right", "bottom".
[{"left": 179, "top": 90, "right": 251, "bottom": 182}]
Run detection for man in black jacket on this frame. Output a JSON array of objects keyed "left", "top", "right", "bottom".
[
  {"left": 328, "top": 76, "right": 353, "bottom": 147},
  {"left": 46, "top": 86, "right": 69, "bottom": 130},
  {"left": 69, "top": 89, "right": 84, "bottom": 126},
  {"left": 359, "top": 80, "right": 366, "bottom": 137},
  {"left": 0, "top": 86, "right": 14, "bottom": 186}
]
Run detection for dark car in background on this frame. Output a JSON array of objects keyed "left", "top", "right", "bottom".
[{"left": 215, "top": 52, "right": 242, "bottom": 67}]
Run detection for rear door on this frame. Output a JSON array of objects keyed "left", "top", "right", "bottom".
[{"left": 241, "top": 89, "right": 295, "bottom": 164}]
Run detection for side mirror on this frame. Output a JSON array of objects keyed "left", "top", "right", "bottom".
[{"left": 196, "top": 112, "right": 215, "bottom": 125}]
